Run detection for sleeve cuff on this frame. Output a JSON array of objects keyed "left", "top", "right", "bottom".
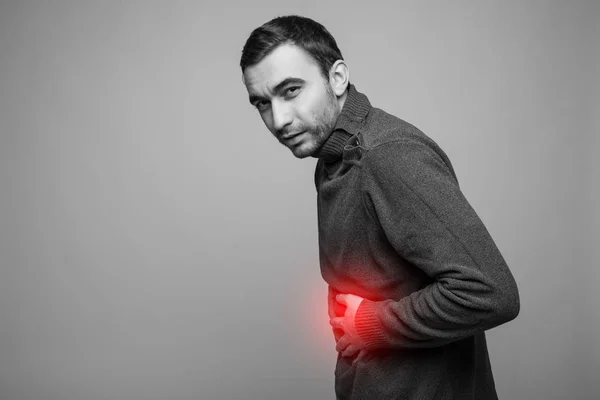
[{"left": 354, "top": 299, "right": 389, "bottom": 349}]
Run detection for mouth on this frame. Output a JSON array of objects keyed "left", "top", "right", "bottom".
[
  {"left": 281, "top": 131, "right": 304, "bottom": 140},
  {"left": 281, "top": 131, "right": 305, "bottom": 144}
]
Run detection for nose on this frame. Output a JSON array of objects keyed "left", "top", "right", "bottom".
[{"left": 271, "top": 100, "right": 293, "bottom": 133}]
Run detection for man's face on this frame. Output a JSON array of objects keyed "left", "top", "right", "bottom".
[{"left": 243, "top": 44, "right": 340, "bottom": 159}]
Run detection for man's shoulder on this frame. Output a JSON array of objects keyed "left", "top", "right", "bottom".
[
  {"left": 362, "top": 107, "right": 440, "bottom": 153},
  {"left": 360, "top": 107, "right": 457, "bottom": 180}
]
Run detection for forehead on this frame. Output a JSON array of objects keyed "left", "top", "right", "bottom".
[{"left": 243, "top": 44, "right": 322, "bottom": 94}]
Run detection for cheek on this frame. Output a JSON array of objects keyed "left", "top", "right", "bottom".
[
  {"left": 259, "top": 111, "right": 275, "bottom": 131},
  {"left": 299, "top": 94, "right": 327, "bottom": 123},
  {"left": 294, "top": 91, "right": 322, "bottom": 121},
  {"left": 311, "top": 96, "right": 331, "bottom": 123}
]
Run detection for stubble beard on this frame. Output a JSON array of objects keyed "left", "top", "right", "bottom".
[{"left": 288, "top": 85, "right": 339, "bottom": 159}]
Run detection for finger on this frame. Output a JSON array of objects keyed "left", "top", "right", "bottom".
[
  {"left": 329, "top": 317, "right": 343, "bottom": 330},
  {"left": 336, "top": 336, "right": 350, "bottom": 353},
  {"left": 335, "top": 293, "right": 346, "bottom": 305},
  {"left": 353, "top": 350, "right": 372, "bottom": 364},
  {"left": 332, "top": 327, "right": 344, "bottom": 342},
  {"left": 351, "top": 350, "right": 364, "bottom": 364},
  {"left": 333, "top": 297, "right": 347, "bottom": 317},
  {"left": 342, "top": 344, "right": 360, "bottom": 358}
]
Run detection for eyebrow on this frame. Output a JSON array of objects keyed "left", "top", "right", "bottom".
[{"left": 248, "top": 77, "right": 306, "bottom": 105}]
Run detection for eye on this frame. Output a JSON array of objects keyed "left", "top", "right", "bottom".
[
  {"left": 283, "top": 86, "right": 301, "bottom": 98},
  {"left": 254, "top": 100, "right": 270, "bottom": 111}
]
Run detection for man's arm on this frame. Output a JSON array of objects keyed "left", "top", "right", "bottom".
[{"left": 351, "top": 138, "right": 519, "bottom": 350}]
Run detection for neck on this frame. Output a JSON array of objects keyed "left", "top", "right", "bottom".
[{"left": 337, "top": 86, "right": 349, "bottom": 113}]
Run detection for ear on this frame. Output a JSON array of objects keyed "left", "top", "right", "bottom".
[{"left": 329, "top": 60, "right": 350, "bottom": 97}]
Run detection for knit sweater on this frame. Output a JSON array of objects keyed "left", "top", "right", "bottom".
[{"left": 315, "top": 85, "right": 520, "bottom": 399}]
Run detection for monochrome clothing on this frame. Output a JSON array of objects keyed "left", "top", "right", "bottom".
[{"left": 315, "top": 85, "right": 519, "bottom": 399}]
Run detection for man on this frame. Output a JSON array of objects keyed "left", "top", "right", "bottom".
[{"left": 240, "top": 15, "right": 519, "bottom": 400}]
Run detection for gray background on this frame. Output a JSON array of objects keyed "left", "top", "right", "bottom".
[{"left": 0, "top": 1, "right": 598, "bottom": 399}]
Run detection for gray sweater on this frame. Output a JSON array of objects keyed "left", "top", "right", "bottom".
[{"left": 315, "top": 85, "right": 519, "bottom": 399}]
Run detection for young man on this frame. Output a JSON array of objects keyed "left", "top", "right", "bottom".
[{"left": 240, "top": 15, "right": 519, "bottom": 400}]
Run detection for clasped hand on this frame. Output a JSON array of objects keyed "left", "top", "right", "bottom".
[{"left": 329, "top": 290, "right": 367, "bottom": 359}]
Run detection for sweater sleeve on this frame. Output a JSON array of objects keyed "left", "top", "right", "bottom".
[{"left": 355, "top": 139, "right": 520, "bottom": 349}]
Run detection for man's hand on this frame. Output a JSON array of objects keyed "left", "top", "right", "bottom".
[{"left": 330, "top": 293, "right": 366, "bottom": 359}]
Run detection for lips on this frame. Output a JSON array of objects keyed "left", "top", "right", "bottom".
[
  {"left": 281, "top": 131, "right": 306, "bottom": 145},
  {"left": 281, "top": 131, "right": 304, "bottom": 140}
]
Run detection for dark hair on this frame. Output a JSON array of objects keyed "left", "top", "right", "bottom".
[{"left": 240, "top": 15, "right": 344, "bottom": 78}]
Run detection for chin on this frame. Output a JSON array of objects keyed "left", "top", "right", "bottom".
[
  {"left": 289, "top": 141, "right": 319, "bottom": 159},
  {"left": 290, "top": 148, "right": 312, "bottom": 159}
]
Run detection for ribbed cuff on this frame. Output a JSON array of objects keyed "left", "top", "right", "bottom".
[{"left": 355, "top": 299, "right": 389, "bottom": 349}]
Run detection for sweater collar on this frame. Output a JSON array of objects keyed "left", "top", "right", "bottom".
[{"left": 316, "top": 84, "right": 371, "bottom": 162}]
